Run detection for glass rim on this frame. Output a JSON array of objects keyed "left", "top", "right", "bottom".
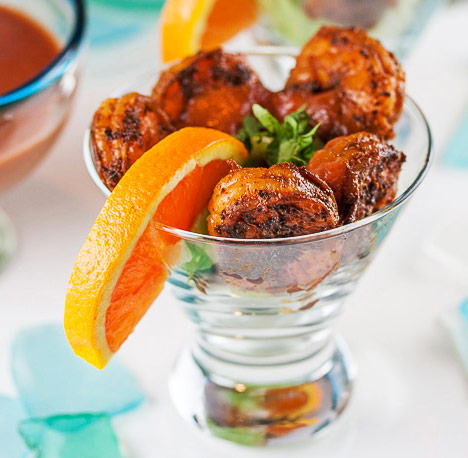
[
  {"left": 84, "top": 52, "right": 433, "bottom": 246},
  {"left": 0, "top": 0, "right": 86, "bottom": 107}
]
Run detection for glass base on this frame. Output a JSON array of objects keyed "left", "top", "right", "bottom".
[
  {"left": 169, "top": 337, "right": 354, "bottom": 446},
  {"left": 0, "top": 208, "right": 16, "bottom": 272}
]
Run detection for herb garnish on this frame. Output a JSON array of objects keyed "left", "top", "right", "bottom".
[
  {"left": 236, "top": 104, "right": 322, "bottom": 166},
  {"left": 181, "top": 242, "right": 214, "bottom": 280}
]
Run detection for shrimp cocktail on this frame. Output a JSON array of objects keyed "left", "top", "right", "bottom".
[{"left": 65, "top": 27, "right": 431, "bottom": 445}]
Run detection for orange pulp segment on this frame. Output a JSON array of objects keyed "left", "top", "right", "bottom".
[{"left": 65, "top": 127, "right": 248, "bottom": 369}]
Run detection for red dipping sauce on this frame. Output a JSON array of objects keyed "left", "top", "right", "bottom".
[
  {"left": 0, "top": 6, "right": 59, "bottom": 96},
  {"left": 0, "top": 5, "right": 78, "bottom": 193}
]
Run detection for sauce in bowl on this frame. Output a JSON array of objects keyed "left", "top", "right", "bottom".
[
  {"left": 0, "top": 6, "right": 59, "bottom": 95},
  {"left": 0, "top": 4, "right": 79, "bottom": 193}
]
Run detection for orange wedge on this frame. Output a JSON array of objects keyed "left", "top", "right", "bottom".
[
  {"left": 160, "top": 0, "right": 259, "bottom": 62},
  {"left": 65, "top": 127, "right": 248, "bottom": 369}
]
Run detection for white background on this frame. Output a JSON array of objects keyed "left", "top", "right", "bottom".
[{"left": 1, "top": 2, "right": 467, "bottom": 457}]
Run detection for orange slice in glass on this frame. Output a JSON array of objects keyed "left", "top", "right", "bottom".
[
  {"left": 160, "top": 0, "right": 259, "bottom": 62},
  {"left": 64, "top": 127, "right": 248, "bottom": 369}
]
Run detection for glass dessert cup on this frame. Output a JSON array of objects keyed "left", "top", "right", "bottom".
[
  {"left": 0, "top": 0, "right": 85, "bottom": 269},
  {"left": 84, "top": 52, "right": 432, "bottom": 445},
  {"left": 256, "top": 0, "right": 446, "bottom": 59}
]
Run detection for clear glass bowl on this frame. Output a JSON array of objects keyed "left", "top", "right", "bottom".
[
  {"left": 0, "top": 0, "right": 85, "bottom": 269},
  {"left": 84, "top": 52, "right": 432, "bottom": 445},
  {"left": 256, "top": 0, "right": 446, "bottom": 59}
]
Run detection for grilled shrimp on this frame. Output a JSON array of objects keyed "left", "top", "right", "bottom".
[
  {"left": 151, "top": 49, "right": 270, "bottom": 135},
  {"left": 307, "top": 131, "right": 405, "bottom": 223},
  {"left": 270, "top": 26, "right": 405, "bottom": 140},
  {"left": 208, "top": 162, "right": 339, "bottom": 238},
  {"left": 91, "top": 92, "right": 174, "bottom": 190}
]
